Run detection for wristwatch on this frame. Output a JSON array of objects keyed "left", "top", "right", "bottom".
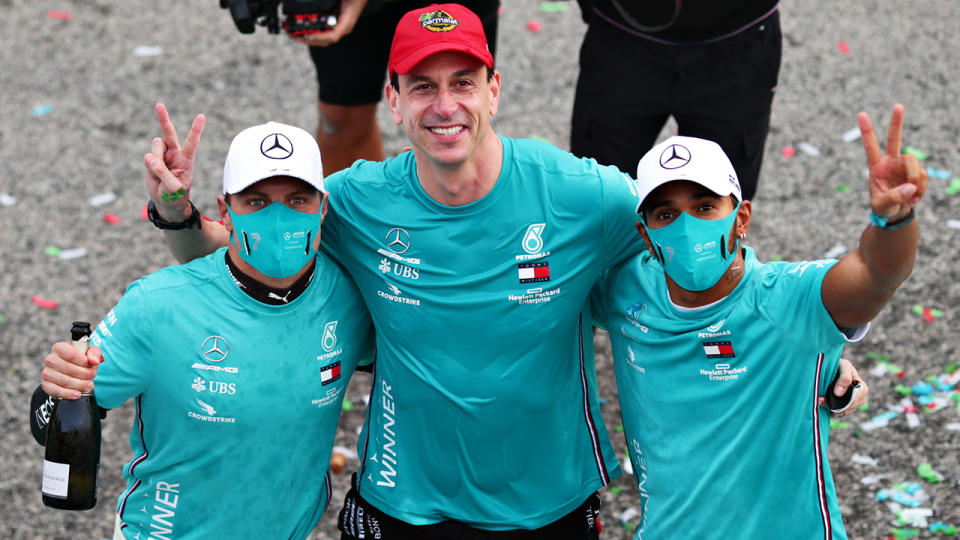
[{"left": 146, "top": 200, "right": 202, "bottom": 230}]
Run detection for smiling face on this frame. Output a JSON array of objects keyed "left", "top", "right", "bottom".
[{"left": 386, "top": 51, "right": 500, "bottom": 170}]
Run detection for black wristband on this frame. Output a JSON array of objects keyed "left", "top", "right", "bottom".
[{"left": 147, "top": 200, "right": 202, "bottom": 230}]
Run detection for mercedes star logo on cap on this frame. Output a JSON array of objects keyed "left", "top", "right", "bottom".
[
  {"left": 260, "top": 133, "right": 294, "bottom": 160},
  {"left": 659, "top": 144, "right": 692, "bottom": 170}
]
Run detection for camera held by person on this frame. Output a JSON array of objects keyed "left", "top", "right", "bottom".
[{"left": 220, "top": 0, "right": 340, "bottom": 35}]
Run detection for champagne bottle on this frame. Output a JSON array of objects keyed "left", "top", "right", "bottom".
[{"left": 41, "top": 321, "right": 101, "bottom": 510}]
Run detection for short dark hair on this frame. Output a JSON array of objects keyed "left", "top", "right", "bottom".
[{"left": 390, "top": 65, "right": 495, "bottom": 91}]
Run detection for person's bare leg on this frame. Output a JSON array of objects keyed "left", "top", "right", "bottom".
[{"left": 316, "top": 102, "right": 384, "bottom": 174}]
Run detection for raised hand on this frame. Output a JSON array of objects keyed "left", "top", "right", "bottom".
[
  {"left": 143, "top": 103, "right": 205, "bottom": 220},
  {"left": 858, "top": 103, "right": 927, "bottom": 222}
]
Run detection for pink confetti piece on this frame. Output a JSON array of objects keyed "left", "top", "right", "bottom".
[
  {"left": 922, "top": 306, "right": 935, "bottom": 323},
  {"left": 141, "top": 202, "right": 149, "bottom": 221},
  {"left": 837, "top": 40, "right": 850, "bottom": 55},
  {"left": 47, "top": 10, "right": 73, "bottom": 21},
  {"left": 32, "top": 295, "right": 59, "bottom": 310},
  {"left": 103, "top": 212, "right": 121, "bottom": 225},
  {"left": 526, "top": 20, "right": 541, "bottom": 33},
  {"left": 782, "top": 145, "right": 795, "bottom": 158}
]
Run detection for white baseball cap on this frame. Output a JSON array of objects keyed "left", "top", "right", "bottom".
[
  {"left": 634, "top": 135, "right": 742, "bottom": 213},
  {"left": 222, "top": 121, "right": 324, "bottom": 195}
]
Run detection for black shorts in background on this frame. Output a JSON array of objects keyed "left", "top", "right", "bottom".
[{"left": 309, "top": 0, "right": 500, "bottom": 106}]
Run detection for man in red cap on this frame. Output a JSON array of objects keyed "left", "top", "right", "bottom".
[{"left": 57, "top": 3, "right": 861, "bottom": 538}]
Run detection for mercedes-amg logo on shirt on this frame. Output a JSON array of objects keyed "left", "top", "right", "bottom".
[
  {"left": 260, "top": 133, "right": 294, "bottom": 160},
  {"left": 385, "top": 228, "right": 411, "bottom": 254},
  {"left": 201, "top": 335, "right": 229, "bottom": 363},
  {"left": 659, "top": 144, "right": 691, "bottom": 170}
]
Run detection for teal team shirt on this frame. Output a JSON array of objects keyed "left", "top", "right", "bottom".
[
  {"left": 90, "top": 248, "right": 374, "bottom": 539},
  {"left": 322, "top": 136, "right": 642, "bottom": 528},
  {"left": 592, "top": 247, "right": 856, "bottom": 540}
]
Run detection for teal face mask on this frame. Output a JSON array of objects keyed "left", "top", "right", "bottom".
[
  {"left": 227, "top": 202, "right": 322, "bottom": 279},
  {"left": 643, "top": 202, "right": 741, "bottom": 292}
]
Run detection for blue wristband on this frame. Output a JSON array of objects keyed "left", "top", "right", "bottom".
[{"left": 869, "top": 209, "right": 915, "bottom": 231}]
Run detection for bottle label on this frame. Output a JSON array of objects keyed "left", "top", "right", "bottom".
[{"left": 42, "top": 460, "right": 70, "bottom": 498}]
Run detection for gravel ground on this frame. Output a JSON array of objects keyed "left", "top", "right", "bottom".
[{"left": 1, "top": 1, "right": 958, "bottom": 539}]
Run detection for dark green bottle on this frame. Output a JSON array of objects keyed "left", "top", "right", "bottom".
[{"left": 41, "top": 322, "right": 101, "bottom": 510}]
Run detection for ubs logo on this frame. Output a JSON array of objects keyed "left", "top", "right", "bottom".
[{"left": 201, "top": 336, "right": 229, "bottom": 363}]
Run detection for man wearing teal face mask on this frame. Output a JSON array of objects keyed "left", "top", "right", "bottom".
[
  {"left": 591, "top": 104, "right": 926, "bottom": 539},
  {"left": 36, "top": 122, "right": 375, "bottom": 539}
]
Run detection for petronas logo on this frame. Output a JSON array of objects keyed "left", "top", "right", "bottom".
[{"left": 419, "top": 10, "right": 458, "bottom": 32}]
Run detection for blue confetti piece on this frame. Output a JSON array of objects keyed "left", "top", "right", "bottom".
[
  {"left": 32, "top": 104, "right": 54, "bottom": 117},
  {"left": 925, "top": 167, "right": 951, "bottom": 181}
]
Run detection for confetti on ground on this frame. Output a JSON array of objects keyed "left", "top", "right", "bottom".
[
  {"left": 341, "top": 398, "right": 354, "bottom": 411},
  {"left": 0, "top": 314, "right": 4, "bottom": 324},
  {"left": 947, "top": 220, "right": 960, "bottom": 230},
  {"left": 889, "top": 528, "right": 921, "bottom": 540},
  {"left": 904, "top": 146, "right": 928, "bottom": 161},
  {"left": 133, "top": 45, "right": 163, "bottom": 57},
  {"left": 526, "top": 19, "right": 541, "bottom": 32},
  {"left": 823, "top": 243, "right": 847, "bottom": 259},
  {"left": 771, "top": 254, "right": 783, "bottom": 262},
  {"left": 911, "top": 305, "right": 943, "bottom": 322},
  {"left": 103, "top": 212, "right": 121, "bottom": 225},
  {"left": 141, "top": 202, "right": 149, "bottom": 220},
  {"left": 44, "top": 246, "right": 62, "bottom": 257},
  {"left": 0, "top": 192, "right": 16, "bottom": 207},
  {"left": 32, "top": 295, "right": 59, "bottom": 310},
  {"left": 88, "top": 191, "right": 117, "bottom": 206},
  {"left": 529, "top": 134, "right": 554, "bottom": 145},
  {"left": 781, "top": 145, "right": 795, "bottom": 157},
  {"left": 926, "top": 167, "right": 951, "bottom": 181},
  {"left": 32, "top": 105, "right": 54, "bottom": 117},
  {"left": 917, "top": 463, "right": 944, "bottom": 483},
  {"left": 929, "top": 522, "right": 958, "bottom": 535},
  {"left": 538, "top": 1, "right": 567, "bottom": 12},
  {"left": 947, "top": 179, "right": 960, "bottom": 195},
  {"left": 46, "top": 10, "right": 72, "bottom": 21},
  {"left": 842, "top": 127, "right": 862, "bottom": 142},
  {"left": 797, "top": 142, "right": 821, "bottom": 156},
  {"left": 830, "top": 419, "right": 851, "bottom": 429},
  {"left": 837, "top": 40, "right": 850, "bottom": 54},
  {"left": 619, "top": 507, "right": 639, "bottom": 524},
  {"left": 58, "top": 247, "right": 87, "bottom": 260},
  {"left": 897, "top": 507, "right": 934, "bottom": 527},
  {"left": 836, "top": 184, "right": 851, "bottom": 193},
  {"left": 622, "top": 457, "right": 633, "bottom": 476},
  {"left": 852, "top": 454, "right": 879, "bottom": 466},
  {"left": 609, "top": 486, "right": 622, "bottom": 494},
  {"left": 946, "top": 423, "right": 960, "bottom": 431}
]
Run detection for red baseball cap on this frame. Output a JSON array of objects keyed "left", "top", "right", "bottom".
[{"left": 388, "top": 3, "right": 494, "bottom": 79}]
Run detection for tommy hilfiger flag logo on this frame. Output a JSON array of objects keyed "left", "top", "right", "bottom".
[
  {"left": 703, "top": 341, "right": 735, "bottom": 358},
  {"left": 320, "top": 361, "right": 341, "bottom": 385},
  {"left": 518, "top": 261, "right": 550, "bottom": 283}
]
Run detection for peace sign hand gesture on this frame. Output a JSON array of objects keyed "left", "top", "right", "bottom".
[
  {"left": 858, "top": 103, "right": 927, "bottom": 222},
  {"left": 143, "top": 103, "right": 205, "bottom": 220}
]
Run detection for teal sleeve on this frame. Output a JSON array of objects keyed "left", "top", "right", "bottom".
[
  {"left": 89, "top": 281, "right": 155, "bottom": 410},
  {"left": 319, "top": 169, "right": 346, "bottom": 260},
  {"left": 758, "top": 259, "right": 846, "bottom": 353},
  {"left": 598, "top": 164, "right": 645, "bottom": 268}
]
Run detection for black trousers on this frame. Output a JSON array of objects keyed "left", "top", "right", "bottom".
[
  {"left": 571, "top": 11, "right": 782, "bottom": 201},
  {"left": 338, "top": 477, "right": 602, "bottom": 540}
]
